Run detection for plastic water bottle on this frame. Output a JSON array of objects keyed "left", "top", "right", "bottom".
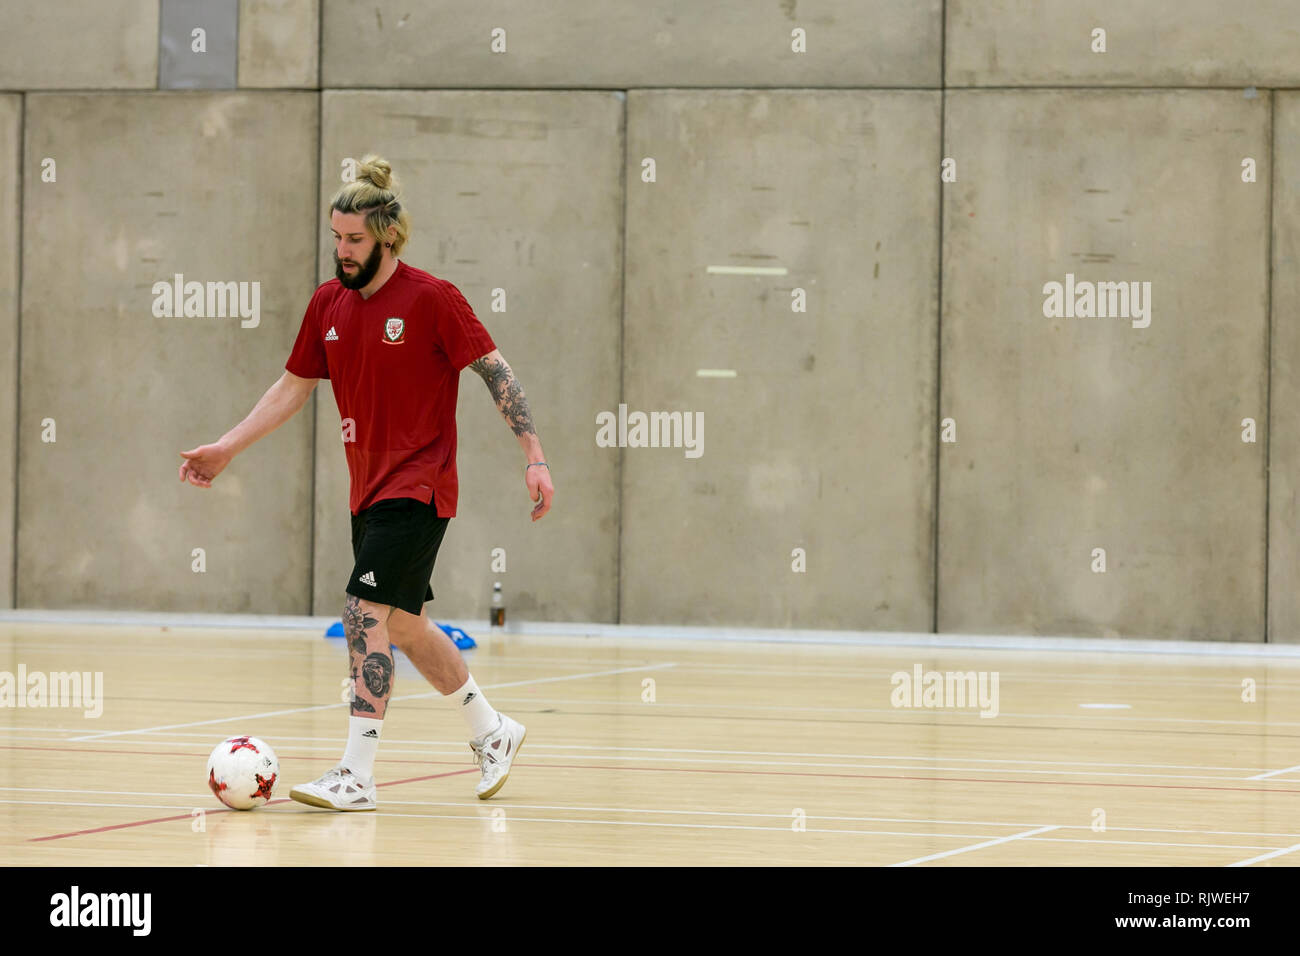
[{"left": 490, "top": 582, "right": 505, "bottom": 629}]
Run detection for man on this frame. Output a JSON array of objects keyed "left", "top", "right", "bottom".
[{"left": 178, "top": 155, "right": 554, "bottom": 810}]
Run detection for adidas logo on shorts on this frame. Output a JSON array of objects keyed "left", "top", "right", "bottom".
[
  {"left": 325, "top": 326, "right": 339, "bottom": 341},
  {"left": 360, "top": 571, "right": 377, "bottom": 586}
]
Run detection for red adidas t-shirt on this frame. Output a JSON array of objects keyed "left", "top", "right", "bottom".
[{"left": 285, "top": 261, "right": 496, "bottom": 516}]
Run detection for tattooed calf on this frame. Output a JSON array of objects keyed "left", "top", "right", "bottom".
[
  {"left": 344, "top": 594, "right": 379, "bottom": 656},
  {"left": 362, "top": 652, "right": 394, "bottom": 698}
]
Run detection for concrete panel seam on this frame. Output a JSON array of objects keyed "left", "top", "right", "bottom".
[
  {"left": 1265, "top": 89, "right": 1277, "bottom": 641},
  {"left": 11, "top": 93, "right": 24, "bottom": 609}
]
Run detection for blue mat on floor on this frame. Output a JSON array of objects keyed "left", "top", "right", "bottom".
[{"left": 436, "top": 623, "right": 477, "bottom": 650}]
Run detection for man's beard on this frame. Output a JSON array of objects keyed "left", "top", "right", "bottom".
[{"left": 334, "top": 240, "right": 385, "bottom": 290}]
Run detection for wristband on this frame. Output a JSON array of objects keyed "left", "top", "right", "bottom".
[{"left": 526, "top": 462, "right": 549, "bottom": 471}]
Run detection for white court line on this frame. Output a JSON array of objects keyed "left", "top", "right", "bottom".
[
  {"left": 12, "top": 728, "right": 1292, "bottom": 780},
  {"left": 3, "top": 799, "right": 200, "bottom": 812},
  {"left": 3, "top": 792, "right": 1294, "bottom": 849},
  {"left": 1, "top": 751, "right": 1279, "bottom": 780},
  {"left": 658, "top": 662, "right": 1300, "bottom": 689},
  {"left": 1248, "top": 764, "right": 1300, "bottom": 780},
  {"left": 486, "top": 691, "right": 1300, "bottom": 721},
  {"left": 16, "top": 644, "right": 1300, "bottom": 692},
  {"left": 61, "top": 701, "right": 1300, "bottom": 737},
  {"left": 889, "top": 826, "right": 1060, "bottom": 867},
  {"left": 1020, "top": 836, "right": 1281, "bottom": 851},
  {"left": 2, "top": 800, "right": 1275, "bottom": 850},
  {"left": 15, "top": 732, "right": 1275, "bottom": 780},
  {"left": 13, "top": 609, "right": 1300, "bottom": 659},
  {"left": 1228, "top": 842, "right": 1300, "bottom": 866},
  {"left": 67, "top": 663, "right": 677, "bottom": 742},
  {"left": 12, "top": 728, "right": 1262, "bottom": 769}
]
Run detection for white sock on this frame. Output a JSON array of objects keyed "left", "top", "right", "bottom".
[
  {"left": 341, "top": 716, "right": 383, "bottom": 781},
  {"left": 452, "top": 676, "right": 499, "bottom": 740}
]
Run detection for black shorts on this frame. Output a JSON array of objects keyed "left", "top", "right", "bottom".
[{"left": 347, "top": 496, "right": 450, "bottom": 616}]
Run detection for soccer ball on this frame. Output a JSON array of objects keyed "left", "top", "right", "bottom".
[{"left": 206, "top": 736, "right": 279, "bottom": 810}]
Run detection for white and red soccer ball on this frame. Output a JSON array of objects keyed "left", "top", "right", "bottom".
[{"left": 206, "top": 736, "right": 279, "bottom": 810}]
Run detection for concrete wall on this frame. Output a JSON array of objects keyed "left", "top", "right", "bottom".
[
  {"left": 1271, "top": 93, "right": 1300, "bottom": 643},
  {"left": 239, "top": 0, "right": 318, "bottom": 88},
  {"left": 18, "top": 92, "right": 318, "bottom": 611},
  {"left": 322, "top": 0, "right": 942, "bottom": 89},
  {"left": 947, "top": 0, "right": 1300, "bottom": 87},
  {"left": 0, "top": 2, "right": 158, "bottom": 90},
  {"left": 0, "top": 1, "right": 1298, "bottom": 641},
  {"left": 0, "top": 95, "right": 17, "bottom": 610},
  {"left": 621, "top": 90, "right": 939, "bottom": 629},
  {"left": 939, "top": 90, "right": 1270, "bottom": 641}
]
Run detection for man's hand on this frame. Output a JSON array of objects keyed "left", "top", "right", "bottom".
[
  {"left": 178, "top": 442, "right": 233, "bottom": 489},
  {"left": 526, "top": 463, "right": 554, "bottom": 521}
]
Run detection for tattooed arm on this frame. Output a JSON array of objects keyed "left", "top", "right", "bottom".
[{"left": 467, "top": 349, "right": 554, "bottom": 520}]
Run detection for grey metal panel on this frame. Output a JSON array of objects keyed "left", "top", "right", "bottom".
[{"left": 160, "top": 0, "right": 238, "bottom": 90}]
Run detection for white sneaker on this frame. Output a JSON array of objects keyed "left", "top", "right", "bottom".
[
  {"left": 469, "top": 713, "right": 526, "bottom": 799},
  {"left": 289, "top": 766, "right": 377, "bottom": 811}
]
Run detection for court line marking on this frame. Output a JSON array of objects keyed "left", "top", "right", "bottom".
[
  {"left": 2, "top": 736, "right": 1280, "bottom": 781},
  {"left": 24, "top": 769, "right": 480, "bottom": 842},
  {"left": 21, "top": 638, "right": 1293, "bottom": 690},
  {"left": 6, "top": 801, "right": 1281, "bottom": 852},
  {"left": 1227, "top": 842, "right": 1300, "bottom": 866},
  {"left": 1248, "top": 764, "right": 1300, "bottom": 780},
  {"left": 5, "top": 736, "right": 1298, "bottom": 784},
  {"left": 888, "top": 826, "right": 1061, "bottom": 866},
  {"left": 27, "top": 738, "right": 1279, "bottom": 775},
  {"left": 15, "top": 733, "right": 1279, "bottom": 780},
  {"left": 6, "top": 787, "right": 1300, "bottom": 841},
  {"left": 66, "top": 663, "right": 677, "bottom": 742},
  {"left": 15, "top": 610, "right": 1300, "bottom": 660},
  {"left": 11, "top": 742, "right": 1300, "bottom": 795},
  {"left": 51, "top": 700, "right": 1300, "bottom": 740},
  {"left": 625, "top": 662, "right": 1300, "bottom": 688}
]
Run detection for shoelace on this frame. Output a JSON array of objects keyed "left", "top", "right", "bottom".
[
  {"left": 470, "top": 738, "right": 498, "bottom": 769},
  {"left": 322, "top": 766, "right": 365, "bottom": 789}
]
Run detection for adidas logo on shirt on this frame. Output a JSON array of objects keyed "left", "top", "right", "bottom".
[
  {"left": 325, "top": 326, "right": 338, "bottom": 341},
  {"left": 359, "top": 571, "right": 377, "bottom": 586}
]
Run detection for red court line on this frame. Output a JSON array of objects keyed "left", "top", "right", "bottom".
[
  {"left": 11, "top": 743, "right": 1300, "bottom": 796},
  {"left": 30, "top": 805, "right": 247, "bottom": 842},
  {"left": 380, "top": 769, "right": 479, "bottom": 788},
  {"left": 16, "top": 736, "right": 1300, "bottom": 845},
  {"left": 28, "top": 768, "right": 480, "bottom": 842}
]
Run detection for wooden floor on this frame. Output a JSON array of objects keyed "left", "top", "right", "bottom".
[{"left": 2, "top": 621, "right": 1299, "bottom": 866}]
